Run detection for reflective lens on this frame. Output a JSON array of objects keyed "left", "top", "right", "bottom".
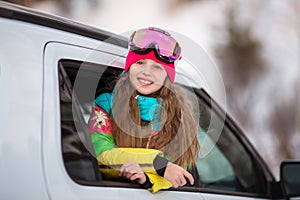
[{"left": 129, "top": 27, "right": 181, "bottom": 63}]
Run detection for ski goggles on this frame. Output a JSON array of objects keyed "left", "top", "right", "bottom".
[{"left": 128, "top": 27, "right": 181, "bottom": 63}]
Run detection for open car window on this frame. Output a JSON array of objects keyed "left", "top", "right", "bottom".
[
  {"left": 194, "top": 89, "right": 269, "bottom": 196},
  {"left": 59, "top": 59, "right": 268, "bottom": 197}
]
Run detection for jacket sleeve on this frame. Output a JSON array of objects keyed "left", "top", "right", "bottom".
[
  {"left": 88, "top": 104, "right": 115, "bottom": 156},
  {"left": 98, "top": 148, "right": 172, "bottom": 193}
]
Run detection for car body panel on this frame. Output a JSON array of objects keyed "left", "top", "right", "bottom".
[{"left": 0, "top": 17, "right": 48, "bottom": 199}]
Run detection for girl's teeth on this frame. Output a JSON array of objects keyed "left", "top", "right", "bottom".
[{"left": 139, "top": 79, "right": 152, "bottom": 84}]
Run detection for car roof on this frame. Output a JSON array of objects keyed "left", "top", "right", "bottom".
[
  {"left": 0, "top": 1, "right": 128, "bottom": 48},
  {"left": 0, "top": 1, "right": 206, "bottom": 89}
]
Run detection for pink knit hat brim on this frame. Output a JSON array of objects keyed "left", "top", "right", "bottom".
[{"left": 125, "top": 50, "right": 175, "bottom": 83}]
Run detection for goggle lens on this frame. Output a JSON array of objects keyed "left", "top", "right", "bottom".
[{"left": 129, "top": 27, "right": 181, "bottom": 63}]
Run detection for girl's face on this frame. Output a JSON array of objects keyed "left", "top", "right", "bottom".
[{"left": 129, "top": 59, "right": 167, "bottom": 95}]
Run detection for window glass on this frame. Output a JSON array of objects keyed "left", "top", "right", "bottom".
[
  {"left": 195, "top": 91, "right": 266, "bottom": 194},
  {"left": 197, "top": 130, "right": 235, "bottom": 184}
]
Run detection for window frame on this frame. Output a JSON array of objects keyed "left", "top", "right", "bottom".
[{"left": 58, "top": 59, "right": 274, "bottom": 198}]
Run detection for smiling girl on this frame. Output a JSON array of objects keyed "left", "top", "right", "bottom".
[{"left": 88, "top": 27, "right": 200, "bottom": 192}]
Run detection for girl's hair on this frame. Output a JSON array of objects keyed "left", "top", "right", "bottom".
[{"left": 112, "top": 73, "right": 200, "bottom": 168}]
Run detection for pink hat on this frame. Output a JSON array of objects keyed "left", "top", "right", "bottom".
[{"left": 124, "top": 50, "right": 176, "bottom": 83}]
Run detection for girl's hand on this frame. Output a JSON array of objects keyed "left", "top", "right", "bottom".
[
  {"left": 164, "top": 162, "right": 194, "bottom": 188},
  {"left": 119, "top": 161, "right": 146, "bottom": 184}
]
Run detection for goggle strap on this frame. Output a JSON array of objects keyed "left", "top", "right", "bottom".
[{"left": 131, "top": 48, "right": 175, "bottom": 64}]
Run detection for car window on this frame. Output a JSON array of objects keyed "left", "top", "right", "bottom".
[
  {"left": 197, "top": 130, "right": 235, "bottom": 186},
  {"left": 59, "top": 59, "right": 268, "bottom": 196},
  {"left": 59, "top": 60, "right": 102, "bottom": 182},
  {"left": 195, "top": 89, "right": 268, "bottom": 195}
]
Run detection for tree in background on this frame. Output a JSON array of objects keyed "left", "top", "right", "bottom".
[{"left": 215, "top": 0, "right": 300, "bottom": 178}]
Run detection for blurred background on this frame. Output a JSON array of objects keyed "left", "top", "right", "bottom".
[{"left": 4, "top": 0, "right": 300, "bottom": 180}]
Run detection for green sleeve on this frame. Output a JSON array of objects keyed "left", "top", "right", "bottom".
[{"left": 91, "top": 132, "right": 115, "bottom": 157}]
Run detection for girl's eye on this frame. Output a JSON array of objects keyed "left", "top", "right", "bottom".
[
  {"left": 136, "top": 60, "right": 144, "bottom": 65},
  {"left": 153, "top": 65, "right": 163, "bottom": 70}
]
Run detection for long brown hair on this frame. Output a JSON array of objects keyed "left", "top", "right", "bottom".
[{"left": 111, "top": 73, "right": 200, "bottom": 168}]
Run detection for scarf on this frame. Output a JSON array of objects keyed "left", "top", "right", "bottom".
[{"left": 134, "top": 94, "right": 163, "bottom": 148}]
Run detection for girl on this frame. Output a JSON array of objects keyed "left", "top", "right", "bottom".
[{"left": 88, "top": 27, "right": 200, "bottom": 192}]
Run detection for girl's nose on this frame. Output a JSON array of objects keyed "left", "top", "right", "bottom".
[{"left": 142, "top": 64, "right": 152, "bottom": 76}]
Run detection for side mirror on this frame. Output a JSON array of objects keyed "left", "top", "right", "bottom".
[{"left": 280, "top": 161, "right": 300, "bottom": 199}]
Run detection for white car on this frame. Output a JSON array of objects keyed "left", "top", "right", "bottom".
[{"left": 0, "top": 1, "right": 299, "bottom": 200}]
